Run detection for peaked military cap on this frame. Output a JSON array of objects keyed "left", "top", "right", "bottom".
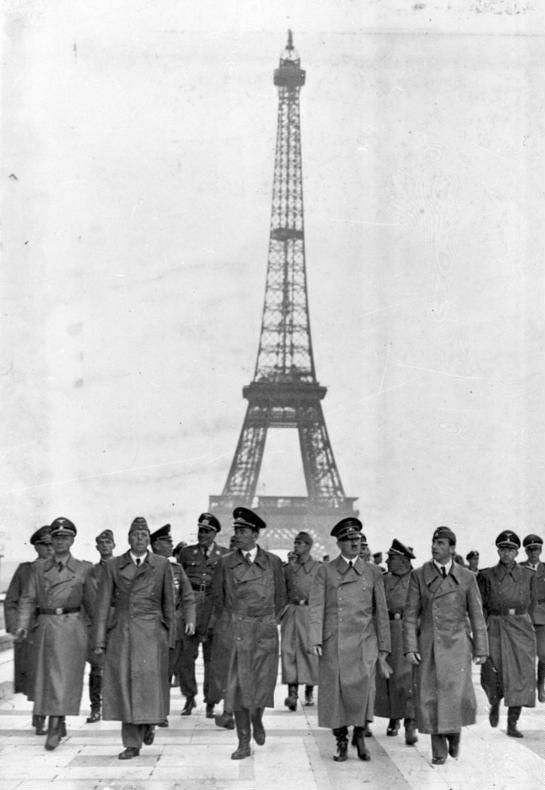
[
  {"left": 522, "top": 534, "right": 543, "bottom": 549},
  {"left": 198, "top": 512, "right": 221, "bottom": 533},
  {"left": 387, "top": 538, "right": 415, "bottom": 559},
  {"left": 294, "top": 531, "right": 313, "bottom": 546},
  {"left": 50, "top": 516, "right": 77, "bottom": 536},
  {"left": 150, "top": 524, "right": 172, "bottom": 543},
  {"left": 30, "top": 525, "right": 52, "bottom": 546},
  {"left": 233, "top": 506, "right": 266, "bottom": 531},
  {"left": 96, "top": 529, "right": 114, "bottom": 542},
  {"left": 466, "top": 550, "right": 479, "bottom": 561},
  {"left": 129, "top": 516, "right": 150, "bottom": 533},
  {"left": 496, "top": 530, "right": 520, "bottom": 549},
  {"left": 331, "top": 517, "right": 365, "bottom": 542},
  {"left": 432, "top": 525, "right": 457, "bottom": 545}
]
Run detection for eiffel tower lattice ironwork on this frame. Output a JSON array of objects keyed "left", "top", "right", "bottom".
[{"left": 209, "top": 32, "right": 357, "bottom": 552}]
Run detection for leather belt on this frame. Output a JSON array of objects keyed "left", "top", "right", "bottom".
[
  {"left": 489, "top": 607, "right": 526, "bottom": 616},
  {"left": 191, "top": 583, "right": 209, "bottom": 593},
  {"left": 38, "top": 606, "right": 80, "bottom": 615},
  {"left": 292, "top": 600, "right": 308, "bottom": 606},
  {"left": 389, "top": 612, "right": 403, "bottom": 620}
]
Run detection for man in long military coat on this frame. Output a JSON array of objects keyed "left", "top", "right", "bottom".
[
  {"left": 210, "top": 507, "right": 287, "bottom": 760},
  {"left": 519, "top": 533, "right": 545, "bottom": 702},
  {"left": 281, "top": 530, "right": 321, "bottom": 710},
  {"left": 374, "top": 539, "right": 418, "bottom": 745},
  {"left": 403, "top": 526, "right": 488, "bottom": 765},
  {"left": 93, "top": 516, "right": 175, "bottom": 759},
  {"left": 478, "top": 530, "right": 537, "bottom": 737},
  {"left": 16, "top": 517, "right": 94, "bottom": 751},
  {"left": 309, "top": 517, "right": 391, "bottom": 763},
  {"left": 85, "top": 528, "right": 116, "bottom": 724},
  {"left": 4, "top": 525, "right": 52, "bottom": 734},
  {"left": 150, "top": 522, "right": 196, "bottom": 726},
  {"left": 178, "top": 512, "right": 229, "bottom": 717}
]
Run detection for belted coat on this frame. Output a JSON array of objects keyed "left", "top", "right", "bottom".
[
  {"left": 179, "top": 542, "right": 229, "bottom": 636},
  {"left": 403, "top": 561, "right": 488, "bottom": 734},
  {"left": 374, "top": 570, "right": 417, "bottom": 720},
  {"left": 210, "top": 546, "right": 287, "bottom": 710},
  {"left": 308, "top": 556, "right": 391, "bottom": 729},
  {"left": 478, "top": 562, "right": 536, "bottom": 707},
  {"left": 281, "top": 556, "right": 321, "bottom": 685},
  {"left": 4, "top": 561, "right": 34, "bottom": 695},
  {"left": 94, "top": 551, "right": 175, "bottom": 724},
  {"left": 17, "top": 554, "right": 94, "bottom": 716}
]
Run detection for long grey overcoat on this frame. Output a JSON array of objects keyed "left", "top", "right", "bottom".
[
  {"left": 210, "top": 547, "right": 286, "bottom": 710},
  {"left": 403, "top": 561, "right": 488, "bottom": 734},
  {"left": 308, "top": 556, "right": 391, "bottom": 729},
  {"left": 281, "top": 556, "right": 321, "bottom": 685},
  {"left": 94, "top": 551, "right": 175, "bottom": 724},
  {"left": 4, "top": 562, "right": 34, "bottom": 695},
  {"left": 17, "top": 554, "right": 94, "bottom": 716}
]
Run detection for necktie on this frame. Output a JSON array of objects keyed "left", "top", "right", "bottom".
[
  {"left": 136, "top": 558, "right": 141, "bottom": 567},
  {"left": 245, "top": 552, "right": 252, "bottom": 564},
  {"left": 348, "top": 560, "right": 353, "bottom": 569},
  {"left": 57, "top": 561, "right": 63, "bottom": 573},
  {"left": 440, "top": 566, "right": 446, "bottom": 578},
  {"left": 203, "top": 546, "right": 208, "bottom": 559}
]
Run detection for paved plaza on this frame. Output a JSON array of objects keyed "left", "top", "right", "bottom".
[{"left": 0, "top": 651, "right": 542, "bottom": 790}]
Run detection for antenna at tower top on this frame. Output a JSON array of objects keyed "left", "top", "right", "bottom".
[
  {"left": 280, "top": 29, "right": 300, "bottom": 64},
  {"left": 287, "top": 29, "right": 293, "bottom": 50}
]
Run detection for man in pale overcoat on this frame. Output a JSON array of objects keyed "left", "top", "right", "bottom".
[
  {"left": 4, "top": 525, "right": 52, "bottom": 735},
  {"left": 403, "top": 526, "right": 488, "bottom": 765},
  {"left": 309, "top": 517, "right": 391, "bottom": 763},
  {"left": 16, "top": 517, "right": 94, "bottom": 751},
  {"left": 281, "top": 530, "right": 321, "bottom": 710},
  {"left": 210, "top": 507, "right": 287, "bottom": 760},
  {"left": 93, "top": 516, "right": 175, "bottom": 759}
]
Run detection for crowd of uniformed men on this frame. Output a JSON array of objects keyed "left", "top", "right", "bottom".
[{"left": 4, "top": 509, "right": 544, "bottom": 766}]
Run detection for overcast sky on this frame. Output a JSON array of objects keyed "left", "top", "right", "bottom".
[{"left": 1, "top": 1, "right": 544, "bottom": 571}]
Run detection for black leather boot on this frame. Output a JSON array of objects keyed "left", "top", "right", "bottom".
[
  {"left": 86, "top": 707, "right": 101, "bottom": 724},
  {"left": 45, "top": 717, "right": 62, "bottom": 751},
  {"left": 489, "top": 701, "right": 500, "bottom": 727},
  {"left": 304, "top": 685, "right": 314, "bottom": 706},
  {"left": 386, "top": 718, "right": 400, "bottom": 736},
  {"left": 507, "top": 706, "right": 523, "bottom": 738},
  {"left": 431, "top": 734, "right": 448, "bottom": 764},
  {"left": 231, "top": 709, "right": 252, "bottom": 759},
  {"left": 181, "top": 696, "right": 196, "bottom": 716},
  {"left": 404, "top": 718, "right": 418, "bottom": 745},
  {"left": 34, "top": 715, "right": 47, "bottom": 735},
  {"left": 537, "top": 661, "right": 545, "bottom": 703},
  {"left": 59, "top": 716, "right": 67, "bottom": 738},
  {"left": 205, "top": 703, "right": 215, "bottom": 718},
  {"left": 215, "top": 710, "right": 235, "bottom": 729},
  {"left": 353, "top": 726, "right": 371, "bottom": 760},
  {"left": 251, "top": 707, "right": 266, "bottom": 745},
  {"left": 284, "top": 684, "right": 298, "bottom": 711},
  {"left": 447, "top": 732, "right": 461, "bottom": 758},
  {"left": 332, "top": 726, "right": 348, "bottom": 762}
]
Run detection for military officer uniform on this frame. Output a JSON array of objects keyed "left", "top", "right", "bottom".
[
  {"left": 309, "top": 517, "right": 391, "bottom": 763},
  {"left": 281, "top": 531, "right": 321, "bottom": 709},
  {"left": 17, "top": 517, "right": 95, "bottom": 751},
  {"left": 3, "top": 525, "right": 52, "bottom": 734},
  {"left": 519, "top": 534, "right": 545, "bottom": 702},
  {"left": 178, "top": 513, "right": 228, "bottom": 716},
  {"left": 374, "top": 539, "right": 418, "bottom": 745},
  {"left": 479, "top": 530, "right": 537, "bottom": 736}
]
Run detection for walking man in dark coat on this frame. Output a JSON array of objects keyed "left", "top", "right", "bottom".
[
  {"left": 150, "top": 523, "right": 196, "bottom": 726},
  {"left": 210, "top": 507, "right": 287, "bottom": 759},
  {"left": 519, "top": 533, "right": 545, "bottom": 702},
  {"left": 403, "top": 526, "right": 488, "bottom": 765},
  {"left": 85, "top": 528, "right": 116, "bottom": 724},
  {"left": 478, "top": 530, "right": 537, "bottom": 736},
  {"left": 374, "top": 539, "right": 418, "bottom": 745},
  {"left": 309, "top": 517, "right": 391, "bottom": 763},
  {"left": 16, "top": 517, "right": 95, "bottom": 751},
  {"left": 93, "top": 516, "right": 175, "bottom": 759},
  {"left": 178, "top": 513, "right": 229, "bottom": 717},
  {"left": 4, "top": 525, "right": 52, "bottom": 734},
  {"left": 281, "top": 531, "right": 321, "bottom": 710}
]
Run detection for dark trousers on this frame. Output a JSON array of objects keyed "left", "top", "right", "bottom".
[
  {"left": 88, "top": 662, "right": 103, "bottom": 711},
  {"left": 535, "top": 624, "right": 545, "bottom": 663},
  {"left": 121, "top": 722, "right": 150, "bottom": 749},
  {"left": 179, "top": 633, "right": 212, "bottom": 701}
]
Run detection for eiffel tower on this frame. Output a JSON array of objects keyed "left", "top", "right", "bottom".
[{"left": 209, "top": 32, "right": 358, "bottom": 553}]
